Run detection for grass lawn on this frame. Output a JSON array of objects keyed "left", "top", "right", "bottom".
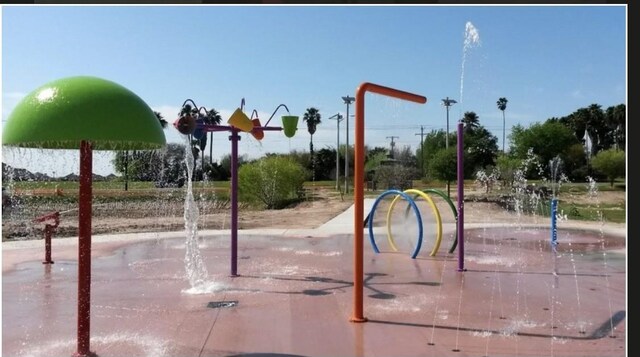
[{"left": 4, "top": 178, "right": 625, "bottom": 224}]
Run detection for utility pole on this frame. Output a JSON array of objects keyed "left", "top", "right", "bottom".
[
  {"left": 386, "top": 136, "right": 399, "bottom": 159},
  {"left": 342, "top": 96, "right": 355, "bottom": 194},
  {"left": 442, "top": 97, "right": 457, "bottom": 197},
  {"left": 328, "top": 113, "right": 344, "bottom": 190},
  {"left": 415, "top": 125, "right": 425, "bottom": 178}
]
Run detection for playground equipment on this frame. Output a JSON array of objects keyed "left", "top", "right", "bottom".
[
  {"left": 33, "top": 211, "right": 60, "bottom": 264},
  {"left": 350, "top": 82, "right": 427, "bottom": 323},
  {"left": 456, "top": 120, "right": 465, "bottom": 272},
  {"left": 551, "top": 198, "right": 558, "bottom": 249},
  {"left": 173, "top": 99, "right": 298, "bottom": 277},
  {"left": 350, "top": 83, "right": 467, "bottom": 323},
  {"left": 2, "top": 76, "right": 166, "bottom": 357},
  {"left": 366, "top": 188, "right": 460, "bottom": 259}
]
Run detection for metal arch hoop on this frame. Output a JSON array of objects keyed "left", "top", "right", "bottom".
[
  {"left": 367, "top": 190, "right": 424, "bottom": 259},
  {"left": 386, "top": 189, "right": 443, "bottom": 257}
]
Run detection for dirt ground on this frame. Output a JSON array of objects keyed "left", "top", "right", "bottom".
[{"left": 1, "top": 184, "right": 626, "bottom": 241}]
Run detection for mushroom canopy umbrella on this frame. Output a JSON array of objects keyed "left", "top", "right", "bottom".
[
  {"left": 3, "top": 76, "right": 165, "bottom": 149},
  {"left": 2, "top": 75, "right": 166, "bottom": 357}
]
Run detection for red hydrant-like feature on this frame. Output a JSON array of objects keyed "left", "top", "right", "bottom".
[{"left": 33, "top": 211, "right": 61, "bottom": 264}]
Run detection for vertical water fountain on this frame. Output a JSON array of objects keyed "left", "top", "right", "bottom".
[
  {"left": 453, "top": 21, "right": 480, "bottom": 271},
  {"left": 459, "top": 21, "right": 481, "bottom": 111}
]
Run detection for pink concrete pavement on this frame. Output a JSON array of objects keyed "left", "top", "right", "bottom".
[{"left": 2, "top": 223, "right": 626, "bottom": 357}]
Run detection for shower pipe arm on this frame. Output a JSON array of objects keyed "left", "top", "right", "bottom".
[
  {"left": 264, "top": 104, "right": 290, "bottom": 127},
  {"left": 181, "top": 99, "right": 199, "bottom": 113}
]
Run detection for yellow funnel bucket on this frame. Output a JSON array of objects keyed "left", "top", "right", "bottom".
[
  {"left": 227, "top": 108, "right": 253, "bottom": 132},
  {"left": 282, "top": 115, "right": 299, "bottom": 138}
]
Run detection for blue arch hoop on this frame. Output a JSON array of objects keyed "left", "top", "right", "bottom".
[{"left": 367, "top": 189, "right": 424, "bottom": 259}]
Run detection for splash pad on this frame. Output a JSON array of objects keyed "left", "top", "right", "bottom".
[
  {"left": 2, "top": 81, "right": 626, "bottom": 357},
  {"left": 2, "top": 219, "right": 625, "bottom": 356}
]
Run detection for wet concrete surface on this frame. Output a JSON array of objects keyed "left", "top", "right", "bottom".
[{"left": 2, "top": 224, "right": 626, "bottom": 357}]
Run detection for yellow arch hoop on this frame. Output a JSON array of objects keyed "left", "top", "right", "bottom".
[{"left": 386, "top": 189, "right": 443, "bottom": 257}]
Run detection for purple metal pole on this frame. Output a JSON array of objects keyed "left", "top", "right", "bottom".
[
  {"left": 457, "top": 121, "right": 465, "bottom": 272},
  {"left": 230, "top": 129, "right": 240, "bottom": 276}
]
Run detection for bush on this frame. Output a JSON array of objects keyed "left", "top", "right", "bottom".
[{"left": 238, "top": 156, "right": 309, "bottom": 209}]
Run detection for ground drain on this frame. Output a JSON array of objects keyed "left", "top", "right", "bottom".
[{"left": 207, "top": 301, "right": 238, "bottom": 309}]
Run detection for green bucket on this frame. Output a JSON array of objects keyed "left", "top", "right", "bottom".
[{"left": 281, "top": 115, "right": 299, "bottom": 138}]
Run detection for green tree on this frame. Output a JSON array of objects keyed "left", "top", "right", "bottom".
[
  {"left": 395, "top": 145, "right": 418, "bottom": 169},
  {"left": 591, "top": 149, "right": 625, "bottom": 187},
  {"left": 428, "top": 147, "right": 458, "bottom": 183},
  {"left": 509, "top": 121, "right": 579, "bottom": 177},
  {"left": 559, "top": 104, "right": 612, "bottom": 154},
  {"left": 605, "top": 104, "right": 625, "bottom": 150},
  {"left": 417, "top": 130, "right": 448, "bottom": 175},
  {"left": 220, "top": 153, "right": 248, "bottom": 177},
  {"left": 313, "top": 147, "right": 337, "bottom": 181},
  {"left": 120, "top": 111, "right": 168, "bottom": 191},
  {"left": 364, "top": 151, "right": 388, "bottom": 173},
  {"left": 563, "top": 143, "right": 588, "bottom": 180},
  {"left": 113, "top": 143, "right": 186, "bottom": 187},
  {"left": 495, "top": 153, "right": 521, "bottom": 188},
  {"left": 303, "top": 107, "right": 322, "bottom": 180},
  {"left": 202, "top": 161, "right": 229, "bottom": 181},
  {"left": 496, "top": 97, "right": 508, "bottom": 152},
  {"left": 464, "top": 125, "right": 499, "bottom": 175}
]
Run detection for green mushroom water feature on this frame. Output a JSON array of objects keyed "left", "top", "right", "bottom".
[{"left": 2, "top": 76, "right": 166, "bottom": 357}]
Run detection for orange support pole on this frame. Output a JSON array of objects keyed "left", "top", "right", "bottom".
[{"left": 351, "top": 83, "right": 426, "bottom": 323}]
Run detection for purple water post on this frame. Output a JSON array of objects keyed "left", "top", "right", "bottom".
[
  {"left": 230, "top": 129, "right": 240, "bottom": 276},
  {"left": 457, "top": 121, "right": 465, "bottom": 271}
]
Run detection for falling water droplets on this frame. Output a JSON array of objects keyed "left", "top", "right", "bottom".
[
  {"left": 182, "top": 135, "right": 209, "bottom": 288},
  {"left": 459, "top": 21, "right": 481, "bottom": 107}
]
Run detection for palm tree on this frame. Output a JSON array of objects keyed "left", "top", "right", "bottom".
[
  {"left": 496, "top": 97, "right": 508, "bottom": 152},
  {"left": 461, "top": 111, "right": 480, "bottom": 133},
  {"left": 154, "top": 111, "right": 168, "bottom": 129},
  {"left": 203, "top": 108, "right": 222, "bottom": 165},
  {"left": 178, "top": 104, "right": 200, "bottom": 179},
  {"left": 303, "top": 107, "right": 322, "bottom": 180}
]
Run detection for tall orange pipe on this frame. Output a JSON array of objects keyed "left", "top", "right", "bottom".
[{"left": 351, "top": 83, "right": 426, "bottom": 323}]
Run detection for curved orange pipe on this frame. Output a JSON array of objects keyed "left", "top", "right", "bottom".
[{"left": 351, "top": 83, "right": 427, "bottom": 323}]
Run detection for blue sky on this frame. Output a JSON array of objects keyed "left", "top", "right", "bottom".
[{"left": 1, "top": 4, "right": 627, "bottom": 176}]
